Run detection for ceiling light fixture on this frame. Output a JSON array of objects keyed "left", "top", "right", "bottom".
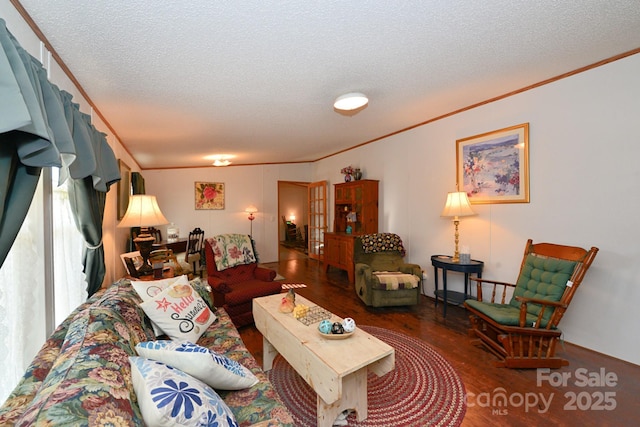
[
  {"left": 207, "top": 154, "right": 234, "bottom": 166},
  {"left": 334, "top": 92, "right": 368, "bottom": 111},
  {"left": 213, "top": 159, "right": 231, "bottom": 167}
]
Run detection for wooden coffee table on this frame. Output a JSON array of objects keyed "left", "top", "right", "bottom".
[{"left": 253, "top": 294, "right": 395, "bottom": 427}]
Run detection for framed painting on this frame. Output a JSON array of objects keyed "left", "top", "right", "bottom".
[
  {"left": 120, "top": 251, "right": 143, "bottom": 277},
  {"left": 456, "top": 123, "right": 529, "bottom": 204},
  {"left": 117, "top": 159, "right": 132, "bottom": 219},
  {"left": 195, "top": 182, "right": 225, "bottom": 210}
]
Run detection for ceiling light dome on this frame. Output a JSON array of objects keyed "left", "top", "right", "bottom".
[{"left": 334, "top": 92, "right": 368, "bottom": 111}]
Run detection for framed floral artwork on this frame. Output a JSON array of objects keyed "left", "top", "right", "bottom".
[
  {"left": 195, "top": 182, "right": 225, "bottom": 210},
  {"left": 456, "top": 123, "right": 529, "bottom": 204}
]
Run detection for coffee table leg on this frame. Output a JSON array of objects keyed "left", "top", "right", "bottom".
[
  {"left": 262, "top": 337, "right": 278, "bottom": 371},
  {"left": 316, "top": 368, "right": 367, "bottom": 427}
]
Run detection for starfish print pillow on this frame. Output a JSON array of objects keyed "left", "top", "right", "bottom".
[{"left": 139, "top": 281, "right": 216, "bottom": 342}]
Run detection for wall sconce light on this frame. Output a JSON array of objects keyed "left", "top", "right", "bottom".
[
  {"left": 441, "top": 191, "right": 476, "bottom": 262},
  {"left": 245, "top": 205, "right": 258, "bottom": 236}
]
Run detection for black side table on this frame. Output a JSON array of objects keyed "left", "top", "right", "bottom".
[{"left": 431, "top": 255, "right": 484, "bottom": 317}]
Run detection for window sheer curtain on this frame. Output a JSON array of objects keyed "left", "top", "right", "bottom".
[
  {"left": 0, "top": 186, "right": 46, "bottom": 403},
  {"left": 53, "top": 172, "right": 88, "bottom": 325},
  {"left": 0, "top": 174, "right": 86, "bottom": 402}
]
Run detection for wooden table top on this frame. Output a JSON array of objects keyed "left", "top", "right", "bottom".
[{"left": 253, "top": 293, "right": 394, "bottom": 404}]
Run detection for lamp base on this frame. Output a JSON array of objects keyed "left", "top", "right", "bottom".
[
  {"left": 452, "top": 218, "right": 460, "bottom": 263},
  {"left": 133, "top": 234, "right": 156, "bottom": 276}
]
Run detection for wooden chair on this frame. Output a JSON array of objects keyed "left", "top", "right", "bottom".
[
  {"left": 282, "top": 215, "right": 297, "bottom": 242},
  {"left": 185, "top": 228, "right": 205, "bottom": 278},
  {"left": 149, "top": 248, "right": 183, "bottom": 276},
  {"left": 464, "top": 239, "right": 598, "bottom": 368}
]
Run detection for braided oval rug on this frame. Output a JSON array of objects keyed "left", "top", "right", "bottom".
[{"left": 267, "top": 325, "right": 466, "bottom": 426}]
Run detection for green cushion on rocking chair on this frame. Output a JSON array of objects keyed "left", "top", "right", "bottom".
[
  {"left": 467, "top": 254, "right": 577, "bottom": 328},
  {"left": 465, "top": 300, "right": 544, "bottom": 327}
]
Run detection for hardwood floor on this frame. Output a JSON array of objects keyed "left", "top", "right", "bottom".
[{"left": 243, "top": 249, "right": 639, "bottom": 426}]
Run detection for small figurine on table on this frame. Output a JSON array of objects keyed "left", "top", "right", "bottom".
[{"left": 279, "top": 289, "right": 296, "bottom": 313}]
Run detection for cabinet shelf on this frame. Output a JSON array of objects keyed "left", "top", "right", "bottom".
[{"left": 324, "top": 180, "right": 379, "bottom": 283}]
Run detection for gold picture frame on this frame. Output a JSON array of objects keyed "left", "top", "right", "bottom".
[
  {"left": 195, "top": 182, "right": 225, "bottom": 210},
  {"left": 117, "top": 159, "right": 132, "bottom": 219},
  {"left": 456, "top": 123, "right": 529, "bottom": 204}
]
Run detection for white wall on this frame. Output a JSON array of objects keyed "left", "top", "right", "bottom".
[
  {"left": 313, "top": 54, "right": 640, "bottom": 365},
  {"left": 143, "top": 163, "right": 312, "bottom": 264},
  {"left": 147, "top": 49, "right": 640, "bottom": 366}
]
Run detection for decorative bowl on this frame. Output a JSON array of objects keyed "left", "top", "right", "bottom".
[{"left": 317, "top": 329, "right": 356, "bottom": 340}]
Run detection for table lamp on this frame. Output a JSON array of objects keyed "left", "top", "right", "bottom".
[
  {"left": 118, "top": 194, "right": 169, "bottom": 276},
  {"left": 441, "top": 191, "right": 476, "bottom": 262}
]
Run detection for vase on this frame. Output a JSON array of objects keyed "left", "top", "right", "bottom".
[
  {"left": 354, "top": 169, "right": 362, "bottom": 180},
  {"left": 344, "top": 174, "right": 352, "bottom": 182}
]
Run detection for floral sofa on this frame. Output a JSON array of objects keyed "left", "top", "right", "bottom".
[{"left": 0, "top": 278, "right": 294, "bottom": 426}]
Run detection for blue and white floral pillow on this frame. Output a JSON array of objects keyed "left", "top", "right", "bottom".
[
  {"left": 136, "top": 341, "right": 259, "bottom": 390},
  {"left": 130, "top": 357, "right": 238, "bottom": 427}
]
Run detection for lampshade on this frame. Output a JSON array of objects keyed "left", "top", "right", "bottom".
[
  {"left": 117, "top": 195, "right": 169, "bottom": 228},
  {"left": 334, "top": 92, "right": 368, "bottom": 111},
  {"left": 441, "top": 191, "right": 476, "bottom": 219},
  {"left": 245, "top": 205, "right": 258, "bottom": 215}
]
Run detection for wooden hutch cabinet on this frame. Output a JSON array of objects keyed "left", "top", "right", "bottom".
[{"left": 324, "top": 179, "right": 378, "bottom": 282}]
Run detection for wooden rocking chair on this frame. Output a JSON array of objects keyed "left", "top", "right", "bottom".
[{"left": 464, "top": 239, "right": 598, "bottom": 368}]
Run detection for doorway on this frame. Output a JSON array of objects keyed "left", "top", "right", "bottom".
[{"left": 277, "top": 180, "right": 327, "bottom": 261}]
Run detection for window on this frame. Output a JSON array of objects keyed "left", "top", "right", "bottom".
[{"left": 0, "top": 170, "right": 86, "bottom": 402}]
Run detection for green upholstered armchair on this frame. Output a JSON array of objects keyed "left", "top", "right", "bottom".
[
  {"left": 465, "top": 239, "right": 598, "bottom": 369},
  {"left": 354, "top": 234, "right": 421, "bottom": 307}
]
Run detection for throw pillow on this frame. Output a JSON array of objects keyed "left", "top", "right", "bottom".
[
  {"left": 136, "top": 340, "right": 259, "bottom": 390},
  {"left": 130, "top": 357, "right": 238, "bottom": 427},
  {"left": 131, "top": 275, "right": 189, "bottom": 300},
  {"left": 139, "top": 281, "right": 216, "bottom": 342},
  {"left": 131, "top": 275, "right": 190, "bottom": 336}
]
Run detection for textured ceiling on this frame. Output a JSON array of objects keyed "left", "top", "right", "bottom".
[{"left": 15, "top": 0, "right": 640, "bottom": 169}]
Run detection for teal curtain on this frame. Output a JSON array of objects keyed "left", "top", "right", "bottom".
[{"left": 0, "top": 18, "right": 120, "bottom": 296}]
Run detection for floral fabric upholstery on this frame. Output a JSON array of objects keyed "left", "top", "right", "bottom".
[
  {"left": 0, "top": 279, "right": 294, "bottom": 427},
  {"left": 208, "top": 234, "right": 257, "bottom": 271}
]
